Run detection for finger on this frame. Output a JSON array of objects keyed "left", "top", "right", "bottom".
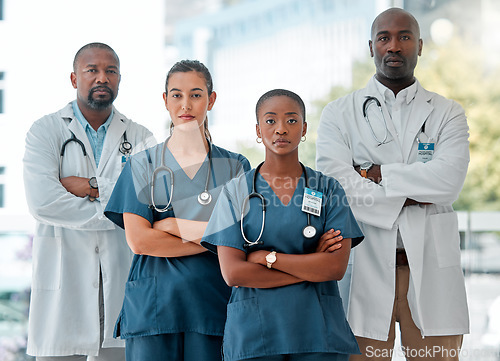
[
  {"left": 325, "top": 242, "right": 342, "bottom": 253},
  {"left": 320, "top": 236, "right": 344, "bottom": 252}
]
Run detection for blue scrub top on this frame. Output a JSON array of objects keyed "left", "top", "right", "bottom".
[
  {"left": 201, "top": 166, "right": 364, "bottom": 361},
  {"left": 105, "top": 142, "right": 250, "bottom": 339}
]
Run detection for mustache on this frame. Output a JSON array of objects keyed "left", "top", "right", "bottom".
[{"left": 90, "top": 85, "right": 113, "bottom": 94}]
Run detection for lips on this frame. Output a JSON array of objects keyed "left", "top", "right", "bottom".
[
  {"left": 90, "top": 86, "right": 112, "bottom": 95},
  {"left": 385, "top": 56, "right": 404, "bottom": 67},
  {"left": 179, "top": 114, "right": 195, "bottom": 120},
  {"left": 273, "top": 138, "right": 290, "bottom": 145}
]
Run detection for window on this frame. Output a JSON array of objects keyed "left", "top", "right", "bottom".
[
  {"left": 0, "top": 72, "right": 4, "bottom": 114},
  {"left": 0, "top": 167, "right": 5, "bottom": 207}
]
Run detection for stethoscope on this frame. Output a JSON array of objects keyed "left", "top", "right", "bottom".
[
  {"left": 150, "top": 138, "right": 213, "bottom": 212},
  {"left": 241, "top": 162, "right": 318, "bottom": 248},
  {"left": 362, "top": 96, "right": 392, "bottom": 146},
  {"left": 59, "top": 131, "right": 132, "bottom": 176}
]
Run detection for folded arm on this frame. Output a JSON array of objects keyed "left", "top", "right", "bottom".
[{"left": 123, "top": 213, "right": 207, "bottom": 257}]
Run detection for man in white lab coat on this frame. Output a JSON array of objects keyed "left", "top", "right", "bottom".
[
  {"left": 316, "top": 8, "right": 469, "bottom": 361},
  {"left": 23, "top": 43, "right": 155, "bottom": 360}
]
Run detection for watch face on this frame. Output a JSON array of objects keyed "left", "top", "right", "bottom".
[
  {"left": 266, "top": 253, "right": 276, "bottom": 263},
  {"left": 89, "top": 177, "right": 98, "bottom": 189},
  {"left": 361, "top": 162, "right": 373, "bottom": 170}
]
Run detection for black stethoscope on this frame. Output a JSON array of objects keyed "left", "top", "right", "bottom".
[
  {"left": 150, "top": 138, "right": 213, "bottom": 213},
  {"left": 59, "top": 131, "right": 132, "bottom": 176},
  {"left": 241, "top": 162, "right": 318, "bottom": 248},
  {"left": 362, "top": 96, "right": 392, "bottom": 146}
]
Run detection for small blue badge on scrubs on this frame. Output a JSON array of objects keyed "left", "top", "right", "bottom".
[
  {"left": 417, "top": 143, "right": 434, "bottom": 163},
  {"left": 121, "top": 155, "right": 129, "bottom": 168},
  {"left": 302, "top": 188, "right": 322, "bottom": 216}
]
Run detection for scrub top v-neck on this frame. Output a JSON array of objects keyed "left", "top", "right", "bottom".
[
  {"left": 105, "top": 141, "right": 250, "bottom": 339},
  {"left": 202, "top": 166, "right": 364, "bottom": 361}
]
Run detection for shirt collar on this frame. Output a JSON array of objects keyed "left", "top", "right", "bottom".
[
  {"left": 373, "top": 77, "right": 418, "bottom": 105},
  {"left": 71, "top": 100, "right": 114, "bottom": 132}
]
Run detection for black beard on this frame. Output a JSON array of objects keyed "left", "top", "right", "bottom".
[{"left": 87, "top": 86, "right": 115, "bottom": 110}]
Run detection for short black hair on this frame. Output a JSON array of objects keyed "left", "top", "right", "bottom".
[
  {"left": 255, "top": 89, "right": 306, "bottom": 123},
  {"left": 73, "top": 42, "right": 120, "bottom": 72}
]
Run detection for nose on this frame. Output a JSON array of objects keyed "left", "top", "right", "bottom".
[
  {"left": 182, "top": 99, "right": 192, "bottom": 111},
  {"left": 96, "top": 70, "right": 109, "bottom": 84},
  {"left": 275, "top": 123, "right": 288, "bottom": 135},
  {"left": 387, "top": 38, "right": 401, "bottom": 53}
]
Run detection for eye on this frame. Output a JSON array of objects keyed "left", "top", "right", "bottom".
[
  {"left": 171, "top": 93, "right": 181, "bottom": 98},
  {"left": 287, "top": 118, "right": 298, "bottom": 124},
  {"left": 86, "top": 69, "right": 97, "bottom": 73},
  {"left": 378, "top": 36, "right": 389, "bottom": 42},
  {"left": 191, "top": 93, "right": 202, "bottom": 98},
  {"left": 401, "top": 35, "right": 411, "bottom": 41},
  {"left": 265, "top": 119, "right": 275, "bottom": 125},
  {"left": 107, "top": 69, "right": 118, "bottom": 74}
]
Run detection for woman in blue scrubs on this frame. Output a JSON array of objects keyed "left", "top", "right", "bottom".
[
  {"left": 201, "top": 89, "right": 364, "bottom": 361},
  {"left": 104, "top": 60, "right": 250, "bottom": 361}
]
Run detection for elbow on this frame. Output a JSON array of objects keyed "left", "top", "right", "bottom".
[
  {"left": 126, "top": 237, "right": 147, "bottom": 255},
  {"left": 221, "top": 265, "right": 247, "bottom": 288}
]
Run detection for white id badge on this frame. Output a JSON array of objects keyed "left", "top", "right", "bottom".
[
  {"left": 417, "top": 143, "right": 434, "bottom": 163},
  {"left": 302, "top": 188, "right": 322, "bottom": 216}
]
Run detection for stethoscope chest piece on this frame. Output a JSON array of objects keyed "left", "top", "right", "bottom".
[
  {"left": 198, "top": 190, "right": 212, "bottom": 206},
  {"left": 120, "top": 140, "right": 133, "bottom": 155},
  {"left": 302, "top": 225, "right": 317, "bottom": 239}
]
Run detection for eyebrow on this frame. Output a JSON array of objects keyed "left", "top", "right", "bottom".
[
  {"left": 84, "top": 64, "right": 119, "bottom": 70},
  {"left": 263, "top": 111, "right": 299, "bottom": 116},
  {"left": 169, "top": 87, "right": 205, "bottom": 92},
  {"left": 376, "top": 29, "right": 414, "bottom": 37}
]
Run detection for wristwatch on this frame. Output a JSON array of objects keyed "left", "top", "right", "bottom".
[
  {"left": 265, "top": 251, "right": 277, "bottom": 269},
  {"left": 88, "top": 177, "right": 98, "bottom": 201},
  {"left": 360, "top": 162, "right": 373, "bottom": 178}
]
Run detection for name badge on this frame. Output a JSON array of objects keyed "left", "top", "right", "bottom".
[
  {"left": 417, "top": 143, "right": 434, "bottom": 163},
  {"left": 302, "top": 187, "right": 322, "bottom": 216},
  {"left": 121, "top": 155, "right": 130, "bottom": 168}
]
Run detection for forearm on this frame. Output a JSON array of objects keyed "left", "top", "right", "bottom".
[
  {"left": 261, "top": 239, "right": 351, "bottom": 282},
  {"left": 124, "top": 213, "right": 207, "bottom": 257},
  {"left": 154, "top": 218, "right": 208, "bottom": 244}
]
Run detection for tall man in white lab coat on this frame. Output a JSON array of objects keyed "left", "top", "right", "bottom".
[
  {"left": 23, "top": 43, "right": 155, "bottom": 361},
  {"left": 316, "top": 8, "right": 469, "bottom": 361}
]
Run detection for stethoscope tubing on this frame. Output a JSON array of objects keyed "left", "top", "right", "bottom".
[
  {"left": 363, "top": 96, "right": 390, "bottom": 146},
  {"left": 241, "top": 162, "right": 316, "bottom": 248},
  {"left": 150, "top": 138, "right": 213, "bottom": 213}
]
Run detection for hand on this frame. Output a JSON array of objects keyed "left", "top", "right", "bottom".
[
  {"left": 246, "top": 250, "right": 268, "bottom": 266},
  {"left": 354, "top": 164, "right": 382, "bottom": 184},
  {"left": 60, "top": 176, "right": 99, "bottom": 199},
  {"left": 315, "top": 229, "right": 343, "bottom": 253},
  {"left": 403, "top": 198, "right": 432, "bottom": 207}
]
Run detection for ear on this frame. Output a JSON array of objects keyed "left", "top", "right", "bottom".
[
  {"left": 418, "top": 38, "right": 423, "bottom": 56},
  {"left": 369, "top": 40, "right": 374, "bottom": 58},
  {"left": 302, "top": 121, "right": 308, "bottom": 137},
  {"left": 256, "top": 123, "right": 261, "bottom": 138},
  {"left": 70, "top": 72, "right": 77, "bottom": 89},
  {"left": 207, "top": 91, "right": 217, "bottom": 111},
  {"left": 163, "top": 92, "right": 169, "bottom": 110}
]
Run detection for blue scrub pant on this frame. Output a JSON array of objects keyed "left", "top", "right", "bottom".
[
  {"left": 243, "top": 353, "right": 349, "bottom": 361},
  {"left": 126, "top": 332, "right": 222, "bottom": 361}
]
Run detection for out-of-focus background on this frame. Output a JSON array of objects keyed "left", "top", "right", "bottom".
[{"left": 1, "top": 0, "right": 500, "bottom": 359}]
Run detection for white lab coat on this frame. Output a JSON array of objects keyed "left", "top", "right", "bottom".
[
  {"left": 23, "top": 103, "right": 156, "bottom": 356},
  {"left": 316, "top": 77, "right": 470, "bottom": 341}
]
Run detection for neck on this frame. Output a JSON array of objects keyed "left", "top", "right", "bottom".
[
  {"left": 260, "top": 151, "right": 302, "bottom": 178},
  {"left": 376, "top": 74, "right": 415, "bottom": 96},
  {"left": 168, "top": 126, "right": 208, "bottom": 154},
  {"left": 77, "top": 99, "right": 112, "bottom": 131}
]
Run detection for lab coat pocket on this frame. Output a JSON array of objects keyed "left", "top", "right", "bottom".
[
  {"left": 120, "top": 277, "right": 158, "bottom": 337},
  {"left": 224, "top": 298, "right": 265, "bottom": 360},
  {"left": 32, "top": 236, "right": 62, "bottom": 290},
  {"left": 429, "top": 212, "right": 461, "bottom": 268}
]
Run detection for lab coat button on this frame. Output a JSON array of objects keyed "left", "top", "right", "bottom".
[
  {"left": 93, "top": 282, "right": 99, "bottom": 288},
  {"left": 95, "top": 247, "right": 99, "bottom": 253}
]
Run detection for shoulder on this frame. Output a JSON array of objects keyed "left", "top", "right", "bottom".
[
  {"left": 417, "top": 81, "right": 464, "bottom": 113},
  {"left": 113, "top": 108, "right": 154, "bottom": 134},
  {"left": 305, "top": 166, "right": 344, "bottom": 195},
  {"left": 30, "top": 103, "right": 72, "bottom": 129},
  {"left": 211, "top": 144, "right": 251, "bottom": 170}
]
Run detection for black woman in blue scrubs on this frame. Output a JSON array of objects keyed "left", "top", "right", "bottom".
[
  {"left": 105, "top": 60, "right": 250, "bottom": 361},
  {"left": 202, "top": 89, "right": 364, "bottom": 361}
]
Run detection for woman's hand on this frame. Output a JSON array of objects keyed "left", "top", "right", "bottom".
[
  {"left": 315, "top": 229, "right": 343, "bottom": 253},
  {"left": 246, "top": 250, "right": 268, "bottom": 266}
]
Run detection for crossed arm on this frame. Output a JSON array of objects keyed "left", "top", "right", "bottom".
[
  {"left": 123, "top": 214, "right": 209, "bottom": 258},
  {"left": 217, "top": 229, "right": 351, "bottom": 289}
]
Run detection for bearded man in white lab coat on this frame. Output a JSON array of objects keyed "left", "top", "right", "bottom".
[
  {"left": 316, "top": 8, "right": 469, "bottom": 361},
  {"left": 23, "top": 43, "right": 155, "bottom": 361}
]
